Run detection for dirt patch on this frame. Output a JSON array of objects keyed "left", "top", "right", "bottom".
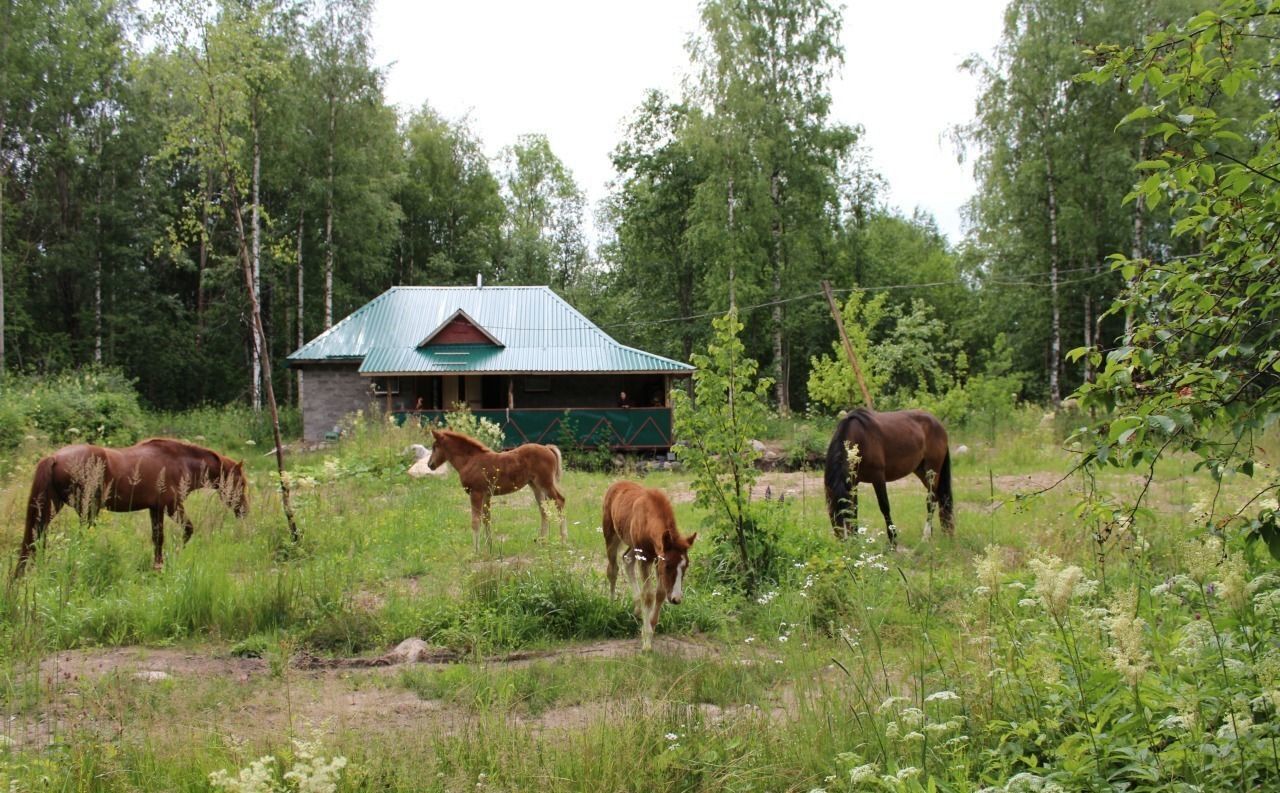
[
  {"left": 39, "top": 635, "right": 723, "bottom": 684},
  {"left": 14, "top": 636, "right": 735, "bottom": 750},
  {"left": 295, "top": 635, "right": 719, "bottom": 671},
  {"left": 41, "top": 646, "right": 267, "bottom": 686},
  {"left": 985, "top": 472, "right": 1066, "bottom": 495}
]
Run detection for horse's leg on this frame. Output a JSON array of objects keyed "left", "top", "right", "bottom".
[
  {"left": 174, "top": 502, "right": 196, "bottom": 544},
  {"left": 468, "top": 490, "right": 486, "bottom": 555},
  {"left": 603, "top": 510, "right": 621, "bottom": 598},
  {"left": 872, "top": 480, "right": 896, "bottom": 548},
  {"left": 605, "top": 535, "right": 621, "bottom": 598},
  {"left": 639, "top": 562, "right": 657, "bottom": 651},
  {"left": 645, "top": 597, "right": 663, "bottom": 653},
  {"left": 915, "top": 466, "right": 937, "bottom": 542},
  {"left": 531, "top": 485, "right": 550, "bottom": 542},
  {"left": 482, "top": 494, "right": 494, "bottom": 554},
  {"left": 149, "top": 506, "right": 166, "bottom": 570},
  {"left": 850, "top": 484, "right": 859, "bottom": 535},
  {"left": 549, "top": 481, "right": 568, "bottom": 543},
  {"left": 624, "top": 552, "right": 642, "bottom": 616}
]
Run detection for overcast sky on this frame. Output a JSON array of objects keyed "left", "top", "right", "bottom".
[{"left": 371, "top": 0, "right": 1009, "bottom": 248}]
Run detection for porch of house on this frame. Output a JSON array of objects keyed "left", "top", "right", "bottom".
[{"left": 372, "top": 372, "right": 682, "bottom": 450}]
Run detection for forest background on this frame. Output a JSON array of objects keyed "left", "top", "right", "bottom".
[{"left": 0, "top": 0, "right": 1208, "bottom": 422}]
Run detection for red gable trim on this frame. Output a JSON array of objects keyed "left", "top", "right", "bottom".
[
  {"left": 432, "top": 317, "right": 492, "bottom": 344},
  {"left": 417, "top": 308, "right": 504, "bottom": 348}
]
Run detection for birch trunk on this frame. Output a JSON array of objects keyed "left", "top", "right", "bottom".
[
  {"left": 196, "top": 171, "right": 210, "bottom": 351},
  {"left": 1083, "top": 284, "right": 1093, "bottom": 383},
  {"left": 251, "top": 119, "right": 262, "bottom": 410},
  {"left": 296, "top": 209, "right": 305, "bottom": 408},
  {"left": 770, "top": 171, "right": 788, "bottom": 415},
  {"left": 324, "top": 96, "right": 336, "bottom": 329},
  {"left": 1126, "top": 135, "right": 1146, "bottom": 342},
  {"left": 726, "top": 174, "right": 736, "bottom": 311},
  {"left": 1046, "top": 150, "right": 1062, "bottom": 405},
  {"left": 221, "top": 162, "right": 300, "bottom": 544}
]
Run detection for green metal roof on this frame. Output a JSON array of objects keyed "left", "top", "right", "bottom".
[{"left": 288, "top": 286, "right": 694, "bottom": 375}]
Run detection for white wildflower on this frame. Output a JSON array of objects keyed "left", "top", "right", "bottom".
[
  {"left": 925, "top": 690, "right": 960, "bottom": 703},
  {"left": 848, "top": 763, "right": 878, "bottom": 784},
  {"left": 210, "top": 756, "right": 276, "bottom": 793}
]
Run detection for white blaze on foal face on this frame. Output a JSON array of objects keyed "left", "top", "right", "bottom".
[{"left": 663, "top": 554, "right": 689, "bottom": 604}]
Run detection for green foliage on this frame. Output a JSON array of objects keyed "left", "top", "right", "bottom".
[
  {"left": 554, "top": 410, "right": 613, "bottom": 472},
  {"left": 807, "top": 289, "right": 889, "bottom": 411},
  {"left": 497, "top": 134, "right": 588, "bottom": 289},
  {"left": 1074, "top": 0, "right": 1280, "bottom": 558},
  {"left": 439, "top": 402, "right": 505, "bottom": 451},
  {"left": 673, "top": 310, "right": 774, "bottom": 590},
  {"left": 809, "top": 289, "right": 1024, "bottom": 429},
  {"left": 146, "top": 404, "right": 301, "bottom": 451},
  {"left": 0, "top": 368, "right": 145, "bottom": 451}
]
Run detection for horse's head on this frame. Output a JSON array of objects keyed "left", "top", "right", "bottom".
[
  {"left": 427, "top": 430, "right": 448, "bottom": 470},
  {"left": 219, "top": 460, "right": 249, "bottom": 518},
  {"left": 658, "top": 532, "right": 697, "bottom": 604}
]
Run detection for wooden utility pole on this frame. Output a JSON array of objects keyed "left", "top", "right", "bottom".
[{"left": 821, "top": 280, "right": 874, "bottom": 409}]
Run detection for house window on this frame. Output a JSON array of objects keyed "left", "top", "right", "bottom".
[
  {"left": 523, "top": 376, "right": 551, "bottom": 393},
  {"left": 372, "top": 377, "right": 400, "bottom": 396}
]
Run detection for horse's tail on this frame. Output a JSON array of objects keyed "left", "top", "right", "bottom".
[
  {"left": 938, "top": 449, "right": 955, "bottom": 534},
  {"left": 547, "top": 444, "right": 564, "bottom": 486},
  {"left": 16, "top": 456, "right": 57, "bottom": 577}
]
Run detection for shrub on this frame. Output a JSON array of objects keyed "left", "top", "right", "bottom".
[
  {"left": 673, "top": 310, "right": 775, "bottom": 593},
  {"left": 437, "top": 402, "right": 505, "bottom": 450},
  {"left": 0, "top": 368, "right": 145, "bottom": 450},
  {"left": 556, "top": 410, "right": 613, "bottom": 472}
]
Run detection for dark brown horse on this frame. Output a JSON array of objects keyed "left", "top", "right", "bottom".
[
  {"left": 427, "top": 429, "right": 566, "bottom": 552},
  {"left": 824, "top": 409, "right": 954, "bottom": 545},
  {"left": 16, "top": 438, "right": 248, "bottom": 576},
  {"left": 601, "top": 481, "right": 697, "bottom": 651}
]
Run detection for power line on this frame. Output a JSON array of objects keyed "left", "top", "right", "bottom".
[{"left": 438, "top": 267, "right": 1119, "bottom": 334}]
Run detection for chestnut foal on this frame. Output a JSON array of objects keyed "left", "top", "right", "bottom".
[
  {"left": 601, "top": 481, "right": 697, "bottom": 651},
  {"left": 427, "top": 429, "right": 566, "bottom": 553}
]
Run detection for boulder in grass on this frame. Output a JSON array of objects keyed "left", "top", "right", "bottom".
[{"left": 386, "top": 637, "right": 434, "bottom": 663}]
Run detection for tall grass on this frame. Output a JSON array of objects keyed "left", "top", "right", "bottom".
[{"left": 1, "top": 410, "right": 1276, "bottom": 791}]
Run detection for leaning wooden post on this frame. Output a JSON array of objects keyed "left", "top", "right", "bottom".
[{"left": 821, "top": 280, "right": 875, "bottom": 410}]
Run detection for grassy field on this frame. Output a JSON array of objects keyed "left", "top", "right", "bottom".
[{"left": 0, "top": 414, "right": 1275, "bottom": 791}]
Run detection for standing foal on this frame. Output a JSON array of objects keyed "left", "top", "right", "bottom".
[{"left": 601, "top": 481, "right": 697, "bottom": 651}]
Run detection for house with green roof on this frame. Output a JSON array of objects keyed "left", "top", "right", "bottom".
[{"left": 288, "top": 285, "right": 694, "bottom": 447}]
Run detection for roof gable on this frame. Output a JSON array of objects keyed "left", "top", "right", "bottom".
[
  {"left": 288, "top": 286, "right": 693, "bottom": 375},
  {"left": 417, "top": 309, "right": 504, "bottom": 347}
]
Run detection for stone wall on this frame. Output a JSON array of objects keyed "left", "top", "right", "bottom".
[{"left": 299, "top": 365, "right": 375, "bottom": 441}]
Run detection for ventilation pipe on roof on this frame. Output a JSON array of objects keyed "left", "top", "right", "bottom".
[{"left": 476, "top": 273, "right": 483, "bottom": 288}]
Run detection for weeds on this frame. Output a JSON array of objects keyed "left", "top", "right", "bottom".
[{"left": 1, "top": 410, "right": 1277, "bottom": 791}]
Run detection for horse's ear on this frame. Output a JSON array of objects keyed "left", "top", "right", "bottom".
[
  {"left": 430, "top": 429, "right": 441, "bottom": 440},
  {"left": 685, "top": 532, "right": 697, "bottom": 547}
]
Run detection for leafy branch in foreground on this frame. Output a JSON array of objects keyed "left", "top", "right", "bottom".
[
  {"left": 672, "top": 310, "right": 772, "bottom": 592},
  {"left": 1073, "top": 1, "right": 1280, "bottom": 556}
]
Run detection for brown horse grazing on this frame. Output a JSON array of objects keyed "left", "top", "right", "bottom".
[
  {"left": 16, "top": 438, "right": 249, "bottom": 576},
  {"left": 427, "top": 429, "right": 566, "bottom": 553},
  {"left": 824, "top": 408, "right": 954, "bottom": 546},
  {"left": 601, "top": 481, "right": 697, "bottom": 651}
]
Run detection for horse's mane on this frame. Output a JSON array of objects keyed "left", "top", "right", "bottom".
[
  {"left": 824, "top": 409, "right": 874, "bottom": 496},
  {"left": 435, "top": 429, "right": 492, "bottom": 453},
  {"left": 138, "top": 437, "right": 231, "bottom": 466}
]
